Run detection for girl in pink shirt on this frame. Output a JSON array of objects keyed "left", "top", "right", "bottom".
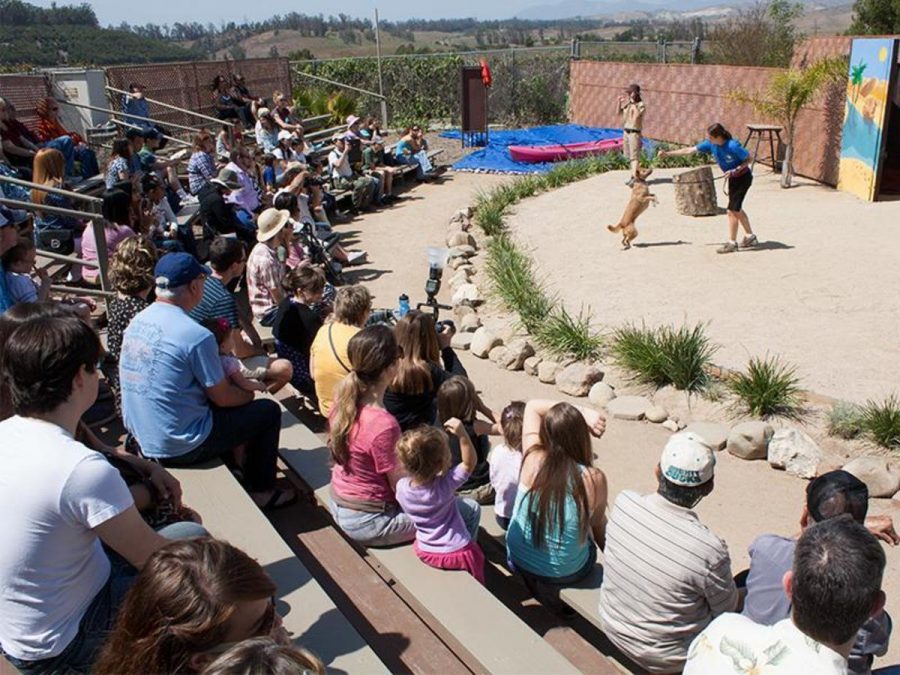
[
  {"left": 82, "top": 187, "right": 136, "bottom": 284},
  {"left": 395, "top": 421, "right": 485, "bottom": 583}
]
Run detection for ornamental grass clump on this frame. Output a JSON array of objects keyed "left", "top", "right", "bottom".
[
  {"left": 827, "top": 401, "right": 866, "bottom": 440},
  {"left": 612, "top": 323, "right": 716, "bottom": 393},
  {"left": 861, "top": 395, "right": 900, "bottom": 450},
  {"left": 727, "top": 355, "right": 803, "bottom": 419},
  {"left": 535, "top": 306, "right": 604, "bottom": 361}
]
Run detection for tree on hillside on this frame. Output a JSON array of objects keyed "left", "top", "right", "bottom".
[
  {"left": 849, "top": 0, "right": 900, "bottom": 33},
  {"left": 707, "top": 1, "right": 803, "bottom": 67}
]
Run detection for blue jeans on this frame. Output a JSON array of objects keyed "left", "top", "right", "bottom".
[
  {"left": 2, "top": 521, "right": 206, "bottom": 674},
  {"left": 395, "top": 154, "right": 425, "bottom": 180},
  {"left": 162, "top": 400, "right": 281, "bottom": 493},
  {"left": 74, "top": 145, "right": 99, "bottom": 179}
]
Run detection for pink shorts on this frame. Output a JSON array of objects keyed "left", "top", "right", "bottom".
[{"left": 414, "top": 540, "right": 485, "bottom": 585}]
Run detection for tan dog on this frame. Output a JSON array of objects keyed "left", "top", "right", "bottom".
[{"left": 607, "top": 167, "right": 658, "bottom": 249}]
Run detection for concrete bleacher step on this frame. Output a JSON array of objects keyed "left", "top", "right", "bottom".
[
  {"left": 169, "top": 461, "right": 387, "bottom": 673},
  {"left": 272, "top": 403, "right": 582, "bottom": 675}
]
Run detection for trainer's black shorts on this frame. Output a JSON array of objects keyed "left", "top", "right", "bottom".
[{"left": 727, "top": 171, "right": 753, "bottom": 212}]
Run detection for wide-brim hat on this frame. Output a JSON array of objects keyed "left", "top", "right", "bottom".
[
  {"left": 277, "top": 129, "right": 293, "bottom": 142},
  {"left": 346, "top": 114, "right": 361, "bottom": 127},
  {"left": 210, "top": 167, "right": 242, "bottom": 191},
  {"left": 256, "top": 208, "right": 291, "bottom": 242}
]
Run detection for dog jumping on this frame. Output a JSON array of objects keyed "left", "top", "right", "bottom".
[{"left": 607, "top": 167, "right": 658, "bottom": 250}]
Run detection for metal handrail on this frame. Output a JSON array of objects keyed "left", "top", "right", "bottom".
[
  {"left": 36, "top": 248, "right": 99, "bottom": 268},
  {"left": 57, "top": 99, "right": 202, "bottom": 135},
  {"left": 0, "top": 197, "right": 101, "bottom": 221},
  {"left": 105, "top": 85, "right": 234, "bottom": 128},
  {"left": 292, "top": 69, "right": 386, "bottom": 100},
  {"left": 0, "top": 174, "right": 103, "bottom": 204},
  {"left": 49, "top": 284, "right": 114, "bottom": 298}
]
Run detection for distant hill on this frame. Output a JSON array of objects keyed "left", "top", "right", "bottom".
[{"left": 0, "top": 0, "right": 201, "bottom": 68}]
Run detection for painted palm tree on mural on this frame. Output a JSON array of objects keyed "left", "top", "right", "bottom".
[{"left": 851, "top": 60, "right": 867, "bottom": 102}]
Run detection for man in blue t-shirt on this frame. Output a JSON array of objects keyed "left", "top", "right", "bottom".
[
  {"left": 0, "top": 197, "right": 30, "bottom": 315},
  {"left": 659, "top": 122, "right": 758, "bottom": 254},
  {"left": 119, "top": 253, "right": 295, "bottom": 510}
]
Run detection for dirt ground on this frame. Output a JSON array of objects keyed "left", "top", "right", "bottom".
[{"left": 335, "top": 168, "right": 900, "bottom": 666}]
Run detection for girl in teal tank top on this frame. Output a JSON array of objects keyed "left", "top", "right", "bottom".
[{"left": 506, "top": 400, "right": 609, "bottom": 584}]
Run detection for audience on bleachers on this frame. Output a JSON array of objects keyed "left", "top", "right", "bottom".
[
  {"left": 310, "top": 284, "right": 371, "bottom": 416},
  {"left": 437, "top": 376, "right": 498, "bottom": 505},
  {"left": 272, "top": 91, "right": 303, "bottom": 138},
  {"left": 230, "top": 73, "right": 261, "bottom": 127},
  {"left": 506, "top": 400, "right": 608, "bottom": 608},
  {"left": 598, "top": 431, "right": 738, "bottom": 673},
  {"left": 741, "top": 470, "right": 895, "bottom": 674},
  {"left": 199, "top": 168, "right": 256, "bottom": 243},
  {"left": 488, "top": 401, "right": 525, "bottom": 531},
  {"left": 0, "top": 203, "right": 28, "bottom": 314},
  {"left": 200, "top": 636, "right": 325, "bottom": 675},
  {"left": 273, "top": 264, "right": 326, "bottom": 399},
  {"left": 0, "top": 97, "right": 75, "bottom": 181},
  {"left": 246, "top": 208, "right": 291, "bottom": 326},
  {"left": 216, "top": 120, "right": 243, "bottom": 164},
  {"left": 396, "top": 422, "right": 486, "bottom": 583},
  {"left": 0, "top": 310, "right": 204, "bottom": 674},
  {"left": 395, "top": 125, "right": 434, "bottom": 181},
  {"left": 94, "top": 538, "right": 298, "bottom": 674},
  {"left": 81, "top": 186, "right": 137, "bottom": 285},
  {"left": 138, "top": 127, "right": 193, "bottom": 206},
  {"left": 188, "top": 131, "right": 218, "bottom": 196},
  {"left": 211, "top": 75, "right": 242, "bottom": 122},
  {"left": 121, "top": 82, "right": 152, "bottom": 130},
  {"left": 31, "top": 147, "right": 84, "bottom": 257},
  {"left": 328, "top": 135, "right": 377, "bottom": 212},
  {"left": 119, "top": 252, "right": 295, "bottom": 510},
  {"left": 2, "top": 238, "right": 50, "bottom": 304},
  {"left": 328, "top": 324, "right": 417, "bottom": 547},
  {"left": 384, "top": 310, "right": 467, "bottom": 431},
  {"left": 105, "top": 139, "right": 132, "bottom": 189},
  {"left": 254, "top": 108, "right": 280, "bottom": 154},
  {"left": 141, "top": 173, "right": 187, "bottom": 253},
  {"left": 34, "top": 97, "right": 99, "bottom": 180},
  {"left": 685, "top": 516, "right": 887, "bottom": 674}
]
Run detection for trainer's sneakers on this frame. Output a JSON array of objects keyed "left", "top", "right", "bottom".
[
  {"left": 739, "top": 234, "right": 758, "bottom": 249},
  {"left": 717, "top": 241, "right": 739, "bottom": 254}
]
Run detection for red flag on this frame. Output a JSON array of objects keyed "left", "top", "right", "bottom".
[{"left": 480, "top": 58, "right": 493, "bottom": 88}]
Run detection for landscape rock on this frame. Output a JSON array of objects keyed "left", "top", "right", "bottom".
[
  {"left": 726, "top": 421, "right": 774, "bottom": 461},
  {"left": 461, "top": 206, "right": 475, "bottom": 219},
  {"left": 538, "top": 360, "right": 562, "bottom": 384},
  {"left": 501, "top": 339, "right": 535, "bottom": 371},
  {"left": 606, "top": 395, "right": 652, "bottom": 421},
  {"left": 842, "top": 457, "right": 900, "bottom": 498},
  {"left": 556, "top": 363, "right": 604, "bottom": 397},
  {"left": 453, "top": 305, "right": 475, "bottom": 321},
  {"left": 446, "top": 231, "right": 476, "bottom": 248},
  {"left": 524, "top": 356, "right": 542, "bottom": 376},
  {"left": 645, "top": 404, "right": 669, "bottom": 424},
  {"left": 470, "top": 328, "right": 502, "bottom": 359},
  {"left": 448, "top": 245, "right": 477, "bottom": 259},
  {"left": 451, "top": 283, "right": 482, "bottom": 306},
  {"left": 662, "top": 419, "right": 680, "bottom": 432},
  {"left": 768, "top": 428, "right": 823, "bottom": 479},
  {"left": 683, "top": 422, "right": 730, "bottom": 452},
  {"left": 588, "top": 382, "right": 617, "bottom": 407},
  {"left": 448, "top": 270, "right": 472, "bottom": 289},
  {"left": 448, "top": 256, "right": 469, "bottom": 270},
  {"left": 450, "top": 333, "right": 473, "bottom": 351},
  {"left": 449, "top": 210, "right": 468, "bottom": 225},
  {"left": 489, "top": 345, "right": 509, "bottom": 364},
  {"left": 460, "top": 313, "right": 482, "bottom": 333}
]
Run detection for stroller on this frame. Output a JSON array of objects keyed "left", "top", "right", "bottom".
[{"left": 293, "top": 219, "right": 345, "bottom": 286}]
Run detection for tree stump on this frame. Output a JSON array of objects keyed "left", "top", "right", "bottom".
[{"left": 673, "top": 166, "right": 719, "bottom": 216}]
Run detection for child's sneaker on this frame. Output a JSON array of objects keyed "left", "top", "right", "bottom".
[
  {"left": 739, "top": 234, "right": 758, "bottom": 249},
  {"left": 717, "top": 241, "right": 739, "bottom": 254}
]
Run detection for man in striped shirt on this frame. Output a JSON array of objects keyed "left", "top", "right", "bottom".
[{"left": 598, "top": 432, "right": 740, "bottom": 673}]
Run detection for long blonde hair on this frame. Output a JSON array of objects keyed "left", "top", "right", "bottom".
[
  {"left": 30, "top": 148, "right": 65, "bottom": 206},
  {"left": 328, "top": 325, "right": 399, "bottom": 466},
  {"left": 390, "top": 311, "right": 441, "bottom": 395}
]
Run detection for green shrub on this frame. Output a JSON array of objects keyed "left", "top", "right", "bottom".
[
  {"left": 727, "top": 356, "right": 804, "bottom": 418},
  {"left": 861, "top": 395, "right": 900, "bottom": 450},
  {"left": 827, "top": 401, "right": 866, "bottom": 439},
  {"left": 535, "top": 306, "right": 604, "bottom": 361},
  {"left": 612, "top": 323, "right": 716, "bottom": 393}
]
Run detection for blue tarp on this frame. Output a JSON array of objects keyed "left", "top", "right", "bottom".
[{"left": 441, "top": 124, "right": 657, "bottom": 174}]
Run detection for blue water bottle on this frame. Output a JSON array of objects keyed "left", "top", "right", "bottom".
[{"left": 398, "top": 294, "right": 410, "bottom": 318}]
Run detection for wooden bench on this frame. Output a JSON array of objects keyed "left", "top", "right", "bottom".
[
  {"left": 169, "top": 461, "right": 387, "bottom": 673},
  {"left": 272, "top": 404, "right": 582, "bottom": 675}
]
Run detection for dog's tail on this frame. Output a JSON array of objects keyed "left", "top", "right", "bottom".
[{"left": 607, "top": 224, "right": 621, "bottom": 233}]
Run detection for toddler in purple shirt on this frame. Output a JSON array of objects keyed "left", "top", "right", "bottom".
[{"left": 395, "top": 419, "right": 485, "bottom": 583}]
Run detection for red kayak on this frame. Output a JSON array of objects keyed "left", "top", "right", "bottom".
[{"left": 509, "top": 138, "right": 624, "bottom": 163}]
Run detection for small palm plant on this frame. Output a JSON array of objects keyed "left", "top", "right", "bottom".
[{"left": 730, "top": 57, "right": 846, "bottom": 188}]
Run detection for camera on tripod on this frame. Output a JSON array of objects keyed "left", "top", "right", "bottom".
[{"left": 418, "top": 247, "right": 453, "bottom": 321}]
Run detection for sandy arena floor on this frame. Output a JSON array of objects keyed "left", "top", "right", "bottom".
[
  {"left": 506, "top": 168, "right": 900, "bottom": 404},
  {"left": 335, "top": 168, "right": 900, "bottom": 666}
]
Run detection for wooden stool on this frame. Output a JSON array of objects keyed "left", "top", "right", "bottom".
[{"left": 743, "top": 124, "right": 783, "bottom": 172}]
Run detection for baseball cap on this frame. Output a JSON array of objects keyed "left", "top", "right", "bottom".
[
  {"left": 154, "top": 253, "right": 210, "bottom": 289},
  {"left": 125, "top": 127, "right": 145, "bottom": 139},
  {"left": 144, "top": 127, "right": 160, "bottom": 141},
  {"left": 210, "top": 167, "right": 242, "bottom": 191},
  {"left": 277, "top": 129, "right": 293, "bottom": 142},
  {"left": 660, "top": 432, "right": 716, "bottom": 487},
  {"left": 806, "top": 470, "right": 869, "bottom": 523},
  {"left": 331, "top": 132, "right": 344, "bottom": 142},
  {"left": 256, "top": 107, "right": 271, "bottom": 118}
]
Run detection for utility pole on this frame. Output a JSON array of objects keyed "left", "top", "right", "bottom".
[{"left": 374, "top": 8, "right": 388, "bottom": 125}]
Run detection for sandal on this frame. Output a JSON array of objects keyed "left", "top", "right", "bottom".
[{"left": 259, "top": 488, "right": 298, "bottom": 511}]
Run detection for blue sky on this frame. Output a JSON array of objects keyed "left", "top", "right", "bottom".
[{"left": 28, "top": 0, "right": 526, "bottom": 25}]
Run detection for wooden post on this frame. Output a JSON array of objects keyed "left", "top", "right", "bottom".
[{"left": 673, "top": 166, "right": 719, "bottom": 216}]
